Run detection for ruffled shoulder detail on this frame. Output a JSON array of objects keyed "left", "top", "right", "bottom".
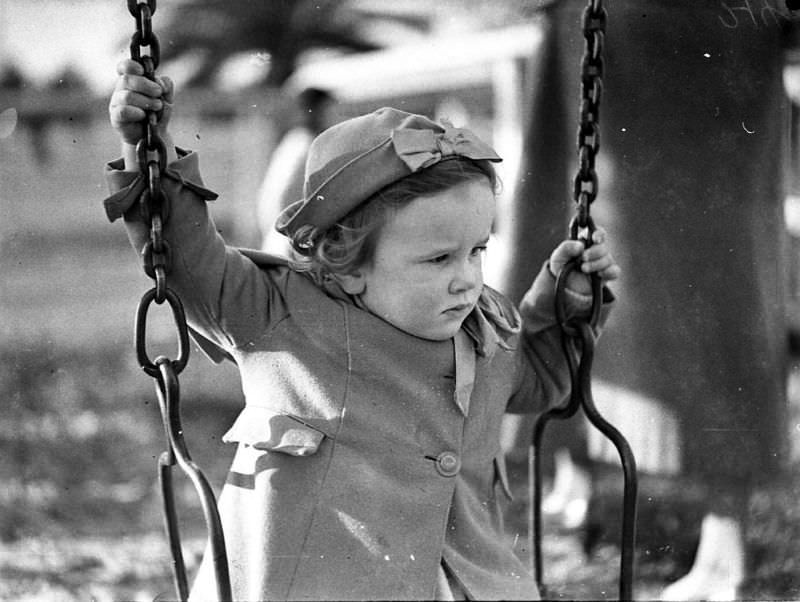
[{"left": 462, "top": 285, "right": 521, "bottom": 357}]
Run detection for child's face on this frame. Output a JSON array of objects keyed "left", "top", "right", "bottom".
[{"left": 354, "top": 179, "right": 496, "bottom": 340}]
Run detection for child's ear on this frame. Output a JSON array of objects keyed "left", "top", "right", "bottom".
[{"left": 335, "top": 271, "right": 366, "bottom": 295}]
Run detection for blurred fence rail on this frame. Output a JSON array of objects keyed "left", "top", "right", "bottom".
[{"left": 1, "top": 87, "right": 284, "bottom": 351}]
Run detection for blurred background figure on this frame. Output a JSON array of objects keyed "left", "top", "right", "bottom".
[
  {"left": 257, "top": 86, "right": 335, "bottom": 255},
  {"left": 495, "top": 2, "right": 800, "bottom": 600}
]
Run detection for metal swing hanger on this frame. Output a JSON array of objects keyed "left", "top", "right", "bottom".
[
  {"left": 529, "top": 1, "right": 639, "bottom": 600},
  {"left": 125, "top": 1, "right": 231, "bottom": 600}
]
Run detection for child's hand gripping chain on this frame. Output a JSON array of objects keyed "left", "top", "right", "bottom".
[
  {"left": 549, "top": 226, "right": 620, "bottom": 296},
  {"left": 109, "top": 59, "right": 176, "bottom": 166}
]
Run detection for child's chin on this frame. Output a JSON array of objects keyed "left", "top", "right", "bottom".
[
  {"left": 393, "top": 314, "right": 466, "bottom": 341},
  {"left": 415, "top": 322, "right": 463, "bottom": 341}
]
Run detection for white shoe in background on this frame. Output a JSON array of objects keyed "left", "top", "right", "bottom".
[
  {"left": 660, "top": 513, "right": 745, "bottom": 601},
  {"left": 542, "top": 448, "right": 590, "bottom": 530}
]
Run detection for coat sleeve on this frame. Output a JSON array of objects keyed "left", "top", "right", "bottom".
[
  {"left": 102, "top": 149, "right": 288, "bottom": 358},
  {"left": 506, "top": 262, "right": 614, "bottom": 413}
]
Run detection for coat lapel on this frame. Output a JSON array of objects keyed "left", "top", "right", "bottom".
[{"left": 453, "top": 330, "right": 476, "bottom": 417}]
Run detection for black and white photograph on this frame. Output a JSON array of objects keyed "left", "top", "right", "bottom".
[{"left": 2, "top": 1, "right": 800, "bottom": 600}]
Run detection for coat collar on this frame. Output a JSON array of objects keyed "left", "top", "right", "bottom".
[
  {"left": 463, "top": 285, "right": 521, "bottom": 357},
  {"left": 318, "top": 271, "right": 520, "bottom": 358}
]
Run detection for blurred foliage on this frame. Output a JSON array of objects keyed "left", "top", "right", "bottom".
[
  {"left": 159, "top": 0, "right": 387, "bottom": 87},
  {"left": 155, "top": 0, "right": 534, "bottom": 87},
  {"left": 44, "top": 66, "right": 92, "bottom": 93},
  {"left": 0, "top": 64, "right": 27, "bottom": 90}
]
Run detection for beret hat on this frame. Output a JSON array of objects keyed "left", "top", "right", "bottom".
[{"left": 275, "top": 107, "right": 501, "bottom": 250}]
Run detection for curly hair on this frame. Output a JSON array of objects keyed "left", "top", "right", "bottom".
[{"left": 289, "top": 157, "right": 499, "bottom": 284}]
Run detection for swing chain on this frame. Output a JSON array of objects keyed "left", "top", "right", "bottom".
[
  {"left": 129, "top": 0, "right": 170, "bottom": 302},
  {"left": 572, "top": 0, "right": 606, "bottom": 237},
  {"left": 532, "top": 2, "right": 638, "bottom": 601},
  {"left": 567, "top": 0, "right": 607, "bottom": 331},
  {"left": 126, "top": 2, "right": 231, "bottom": 600}
]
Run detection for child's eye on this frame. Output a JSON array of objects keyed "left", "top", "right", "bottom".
[
  {"left": 428, "top": 254, "right": 449, "bottom": 264},
  {"left": 470, "top": 246, "right": 487, "bottom": 257}
]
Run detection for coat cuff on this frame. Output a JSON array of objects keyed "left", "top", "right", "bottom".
[{"left": 102, "top": 147, "right": 219, "bottom": 222}]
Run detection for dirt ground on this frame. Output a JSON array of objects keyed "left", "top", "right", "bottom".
[{"left": 0, "top": 526, "right": 667, "bottom": 601}]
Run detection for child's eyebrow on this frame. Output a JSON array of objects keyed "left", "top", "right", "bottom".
[
  {"left": 418, "top": 244, "right": 455, "bottom": 258},
  {"left": 418, "top": 234, "right": 491, "bottom": 257}
]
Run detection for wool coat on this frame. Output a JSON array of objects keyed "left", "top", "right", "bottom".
[{"left": 104, "top": 151, "right": 607, "bottom": 601}]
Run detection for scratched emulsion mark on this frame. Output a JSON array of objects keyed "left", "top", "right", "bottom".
[
  {"left": 0, "top": 108, "right": 17, "bottom": 139},
  {"left": 335, "top": 509, "right": 387, "bottom": 556},
  {"left": 719, "top": 0, "right": 797, "bottom": 28}
]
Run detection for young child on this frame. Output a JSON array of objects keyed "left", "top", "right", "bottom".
[{"left": 106, "top": 59, "right": 619, "bottom": 601}]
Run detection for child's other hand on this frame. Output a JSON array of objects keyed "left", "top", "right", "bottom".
[
  {"left": 109, "top": 59, "right": 173, "bottom": 146},
  {"left": 549, "top": 227, "right": 620, "bottom": 295}
]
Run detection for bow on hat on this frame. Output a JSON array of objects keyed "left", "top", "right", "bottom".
[
  {"left": 391, "top": 122, "right": 501, "bottom": 172},
  {"left": 275, "top": 109, "right": 502, "bottom": 244}
]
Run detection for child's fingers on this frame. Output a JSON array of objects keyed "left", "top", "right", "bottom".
[
  {"left": 110, "top": 89, "right": 163, "bottom": 116},
  {"left": 551, "top": 230, "right": 619, "bottom": 280},
  {"left": 554, "top": 240, "right": 585, "bottom": 260},
  {"left": 115, "top": 59, "right": 169, "bottom": 102},
  {"left": 110, "top": 103, "right": 147, "bottom": 125},
  {"left": 581, "top": 252, "right": 614, "bottom": 273},
  {"left": 581, "top": 251, "right": 621, "bottom": 281},
  {"left": 116, "top": 58, "right": 144, "bottom": 76},
  {"left": 581, "top": 228, "right": 613, "bottom": 265},
  {"left": 156, "top": 76, "right": 174, "bottom": 103},
  {"left": 549, "top": 239, "right": 585, "bottom": 276},
  {"left": 115, "top": 72, "right": 164, "bottom": 100},
  {"left": 581, "top": 240, "right": 609, "bottom": 262},
  {"left": 598, "top": 263, "right": 621, "bottom": 282},
  {"left": 591, "top": 226, "right": 608, "bottom": 245}
]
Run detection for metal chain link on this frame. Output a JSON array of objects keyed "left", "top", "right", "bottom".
[
  {"left": 126, "top": 2, "right": 231, "bottom": 600},
  {"left": 530, "top": 2, "right": 638, "bottom": 600},
  {"left": 128, "top": 0, "right": 170, "bottom": 302},
  {"left": 571, "top": 0, "right": 604, "bottom": 245}
]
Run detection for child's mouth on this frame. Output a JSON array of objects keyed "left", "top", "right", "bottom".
[{"left": 444, "top": 303, "right": 472, "bottom": 315}]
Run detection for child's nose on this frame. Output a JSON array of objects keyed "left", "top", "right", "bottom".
[{"left": 449, "top": 260, "right": 481, "bottom": 294}]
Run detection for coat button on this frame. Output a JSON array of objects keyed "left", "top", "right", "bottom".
[{"left": 435, "top": 451, "right": 461, "bottom": 477}]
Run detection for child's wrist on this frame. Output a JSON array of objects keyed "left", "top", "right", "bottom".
[
  {"left": 121, "top": 143, "right": 138, "bottom": 171},
  {"left": 121, "top": 136, "right": 178, "bottom": 171}
]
